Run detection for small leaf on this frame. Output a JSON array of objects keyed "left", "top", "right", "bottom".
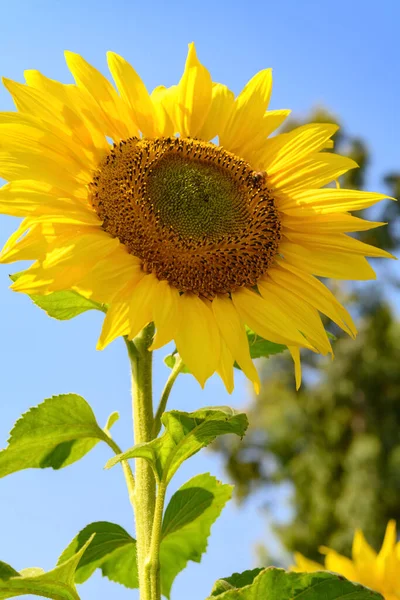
[
  {"left": 0, "top": 563, "right": 19, "bottom": 582},
  {"left": 10, "top": 273, "right": 104, "bottom": 320},
  {"left": 160, "top": 473, "right": 232, "bottom": 598},
  {"left": 206, "top": 568, "right": 384, "bottom": 599},
  {"left": 104, "top": 412, "right": 120, "bottom": 434},
  {"left": 0, "top": 395, "right": 117, "bottom": 477},
  {"left": 58, "top": 522, "right": 137, "bottom": 588},
  {"left": 0, "top": 535, "right": 93, "bottom": 599},
  {"left": 164, "top": 353, "right": 191, "bottom": 374},
  {"left": 106, "top": 407, "right": 248, "bottom": 483}
]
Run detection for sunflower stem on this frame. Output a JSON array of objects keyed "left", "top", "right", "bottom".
[
  {"left": 146, "top": 480, "right": 167, "bottom": 599},
  {"left": 125, "top": 326, "right": 158, "bottom": 600}
]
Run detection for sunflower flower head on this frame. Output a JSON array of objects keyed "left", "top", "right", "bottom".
[
  {"left": 292, "top": 521, "right": 400, "bottom": 599},
  {"left": 0, "top": 43, "right": 392, "bottom": 392}
]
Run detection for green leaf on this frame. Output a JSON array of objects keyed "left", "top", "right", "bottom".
[
  {"left": 0, "top": 565, "right": 19, "bottom": 583},
  {"left": 245, "top": 329, "right": 286, "bottom": 361},
  {"left": 10, "top": 273, "right": 104, "bottom": 320},
  {"left": 57, "top": 475, "right": 231, "bottom": 595},
  {"left": 0, "top": 395, "right": 118, "bottom": 477},
  {"left": 210, "top": 569, "right": 264, "bottom": 596},
  {"left": 206, "top": 568, "right": 384, "bottom": 599},
  {"left": 58, "top": 522, "right": 137, "bottom": 589},
  {"left": 106, "top": 407, "right": 248, "bottom": 483},
  {"left": 0, "top": 535, "right": 93, "bottom": 599},
  {"left": 160, "top": 473, "right": 232, "bottom": 598},
  {"left": 164, "top": 353, "right": 191, "bottom": 374}
]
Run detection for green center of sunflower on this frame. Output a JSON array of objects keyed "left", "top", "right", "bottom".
[
  {"left": 89, "top": 137, "right": 281, "bottom": 299},
  {"left": 147, "top": 153, "right": 249, "bottom": 241}
]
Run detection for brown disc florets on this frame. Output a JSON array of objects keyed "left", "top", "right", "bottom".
[{"left": 89, "top": 137, "right": 281, "bottom": 299}]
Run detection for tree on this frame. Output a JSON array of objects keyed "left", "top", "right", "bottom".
[{"left": 215, "top": 108, "right": 400, "bottom": 562}]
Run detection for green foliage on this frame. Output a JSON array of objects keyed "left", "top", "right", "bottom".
[
  {"left": 58, "top": 522, "right": 138, "bottom": 588},
  {"left": 9, "top": 273, "right": 104, "bottom": 320},
  {"left": 106, "top": 407, "right": 248, "bottom": 484},
  {"left": 57, "top": 474, "right": 230, "bottom": 596},
  {"left": 0, "top": 536, "right": 93, "bottom": 599},
  {"left": 207, "top": 568, "right": 384, "bottom": 599},
  {"left": 244, "top": 329, "right": 286, "bottom": 362},
  {"left": 0, "top": 565, "right": 19, "bottom": 582},
  {"left": 160, "top": 473, "right": 232, "bottom": 598},
  {"left": 218, "top": 301, "right": 400, "bottom": 560},
  {"left": 210, "top": 569, "right": 263, "bottom": 596},
  {"left": 0, "top": 394, "right": 118, "bottom": 477}
]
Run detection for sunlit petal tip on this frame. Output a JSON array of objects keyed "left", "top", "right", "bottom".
[
  {"left": 288, "top": 346, "right": 302, "bottom": 390},
  {"left": 379, "top": 520, "right": 397, "bottom": 557},
  {"left": 252, "top": 376, "right": 261, "bottom": 396}
]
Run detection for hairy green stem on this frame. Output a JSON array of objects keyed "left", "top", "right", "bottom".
[
  {"left": 152, "top": 355, "right": 184, "bottom": 438},
  {"left": 125, "top": 326, "right": 157, "bottom": 600},
  {"left": 147, "top": 481, "right": 167, "bottom": 599}
]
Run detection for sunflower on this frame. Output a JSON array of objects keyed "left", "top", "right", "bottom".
[
  {"left": 0, "top": 44, "right": 391, "bottom": 392},
  {"left": 292, "top": 521, "right": 400, "bottom": 599}
]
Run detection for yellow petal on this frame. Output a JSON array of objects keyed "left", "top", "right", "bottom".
[
  {"left": 75, "top": 248, "right": 143, "bottom": 303},
  {"left": 10, "top": 262, "right": 53, "bottom": 293},
  {"left": 150, "top": 85, "right": 176, "bottom": 137},
  {"left": 11, "top": 260, "right": 97, "bottom": 294},
  {"left": 128, "top": 273, "right": 159, "bottom": 340},
  {"left": 240, "top": 109, "right": 291, "bottom": 165},
  {"left": 0, "top": 180, "right": 60, "bottom": 216},
  {"left": 284, "top": 231, "right": 394, "bottom": 259},
  {"left": 2, "top": 77, "right": 101, "bottom": 160},
  {"left": 272, "top": 260, "right": 357, "bottom": 338},
  {"left": 150, "top": 280, "right": 180, "bottom": 350},
  {"left": 0, "top": 111, "right": 94, "bottom": 173},
  {"left": 220, "top": 69, "right": 273, "bottom": 153},
  {"left": 174, "top": 293, "right": 220, "bottom": 387},
  {"left": 176, "top": 43, "right": 212, "bottom": 138},
  {"left": 232, "top": 287, "right": 313, "bottom": 349},
  {"left": 258, "top": 279, "right": 331, "bottom": 354},
  {"left": 282, "top": 213, "right": 385, "bottom": 233},
  {"left": 107, "top": 52, "right": 156, "bottom": 137},
  {"left": 64, "top": 51, "right": 137, "bottom": 140},
  {"left": 97, "top": 281, "right": 133, "bottom": 349},
  {"left": 271, "top": 153, "right": 358, "bottom": 192},
  {"left": 376, "top": 521, "right": 400, "bottom": 586},
  {"left": 322, "top": 549, "right": 358, "bottom": 581},
  {"left": 262, "top": 123, "right": 339, "bottom": 174},
  {"left": 0, "top": 115, "right": 91, "bottom": 193},
  {"left": 288, "top": 347, "right": 302, "bottom": 390},
  {"left": 212, "top": 295, "right": 260, "bottom": 393},
  {"left": 291, "top": 552, "right": 323, "bottom": 572},
  {"left": 217, "top": 340, "right": 235, "bottom": 394},
  {"left": 24, "top": 69, "right": 109, "bottom": 153},
  {"left": 196, "top": 83, "right": 235, "bottom": 142},
  {"left": 43, "top": 230, "right": 119, "bottom": 269},
  {"left": 280, "top": 188, "right": 390, "bottom": 215},
  {"left": 279, "top": 241, "right": 377, "bottom": 280},
  {"left": 0, "top": 222, "right": 46, "bottom": 263},
  {"left": 352, "top": 529, "right": 377, "bottom": 566}
]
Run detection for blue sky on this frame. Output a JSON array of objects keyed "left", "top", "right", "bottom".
[{"left": 0, "top": 0, "right": 398, "bottom": 598}]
